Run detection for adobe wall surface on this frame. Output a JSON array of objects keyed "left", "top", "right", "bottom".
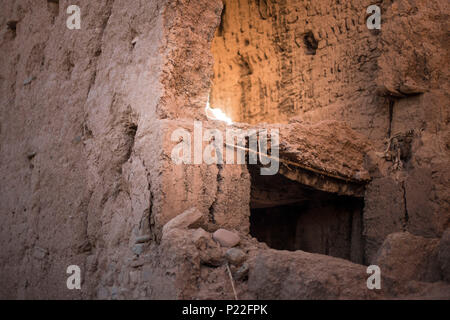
[
  {"left": 0, "top": 0, "right": 448, "bottom": 299},
  {"left": 211, "top": 0, "right": 385, "bottom": 133}
]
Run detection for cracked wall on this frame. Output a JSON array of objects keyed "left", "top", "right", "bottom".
[
  {"left": 210, "top": 0, "right": 387, "bottom": 141},
  {"left": 210, "top": 0, "right": 450, "bottom": 265},
  {"left": 0, "top": 0, "right": 449, "bottom": 299}
]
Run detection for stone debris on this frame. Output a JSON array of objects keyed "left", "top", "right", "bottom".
[
  {"left": 162, "top": 207, "right": 206, "bottom": 234},
  {"left": 23, "top": 76, "right": 35, "bottom": 86},
  {"left": 192, "top": 228, "right": 212, "bottom": 249},
  {"left": 135, "top": 234, "right": 151, "bottom": 244},
  {"left": 212, "top": 229, "right": 240, "bottom": 248},
  {"left": 0, "top": 0, "right": 449, "bottom": 301},
  {"left": 225, "top": 248, "right": 247, "bottom": 266}
]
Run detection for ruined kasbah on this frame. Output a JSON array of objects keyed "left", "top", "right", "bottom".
[{"left": 0, "top": 0, "right": 449, "bottom": 305}]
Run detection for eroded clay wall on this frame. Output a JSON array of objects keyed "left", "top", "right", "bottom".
[
  {"left": 0, "top": 0, "right": 448, "bottom": 300},
  {"left": 0, "top": 0, "right": 170, "bottom": 299},
  {"left": 0, "top": 0, "right": 249, "bottom": 300},
  {"left": 210, "top": 0, "right": 386, "bottom": 139},
  {"left": 210, "top": 0, "right": 450, "bottom": 263}
]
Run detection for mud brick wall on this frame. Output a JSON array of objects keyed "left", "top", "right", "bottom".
[
  {"left": 0, "top": 0, "right": 448, "bottom": 299},
  {"left": 211, "top": 0, "right": 387, "bottom": 141}
]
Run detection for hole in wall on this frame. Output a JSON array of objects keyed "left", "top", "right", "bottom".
[
  {"left": 47, "top": 0, "right": 60, "bottom": 24},
  {"left": 248, "top": 165, "right": 365, "bottom": 264},
  {"left": 125, "top": 122, "right": 138, "bottom": 161},
  {"left": 217, "top": 3, "right": 226, "bottom": 36},
  {"left": 6, "top": 20, "right": 18, "bottom": 39},
  {"left": 302, "top": 31, "right": 318, "bottom": 55}
]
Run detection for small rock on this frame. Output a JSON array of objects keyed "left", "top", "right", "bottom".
[
  {"left": 33, "top": 247, "right": 48, "bottom": 260},
  {"left": 132, "top": 243, "right": 144, "bottom": 256},
  {"left": 225, "top": 248, "right": 247, "bottom": 266},
  {"left": 162, "top": 207, "right": 206, "bottom": 234},
  {"left": 130, "top": 258, "right": 144, "bottom": 268},
  {"left": 135, "top": 234, "right": 151, "bottom": 244},
  {"left": 23, "top": 76, "right": 34, "bottom": 86},
  {"left": 213, "top": 229, "right": 240, "bottom": 247}
]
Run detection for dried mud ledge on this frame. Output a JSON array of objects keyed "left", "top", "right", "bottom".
[{"left": 0, "top": 0, "right": 449, "bottom": 299}]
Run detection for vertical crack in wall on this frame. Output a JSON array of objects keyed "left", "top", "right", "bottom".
[
  {"left": 124, "top": 118, "right": 137, "bottom": 162},
  {"left": 217, "top": 3, "right": 226, "bottom": 36},
  {"left": 401, "top": 181, "right": 409, "bottom": 231},
  {"left": 388, "top": 99, "right": 395, "bottom": 138},
  {"left": 208, "top": 164, "right": 223, "bottom": 224},
  {"left": 148, "top": 186, "right": 155, "bottom": 241},
  {"left": 348, "top": 206, "right": 354, "bottom": 256},
  {"left": 141, "top": 157, "right": 155, "bottom": 242}
]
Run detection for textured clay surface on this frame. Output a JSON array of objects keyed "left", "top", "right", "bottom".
[{"left": 0, "top": 0, "right": 449, "bottom": 299}]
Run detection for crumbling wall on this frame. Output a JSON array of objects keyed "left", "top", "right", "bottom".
[
  {"left": 0, "top": 0, "right": 249, "bottom": 300},
  {"left": 363, "top": 0, "right": 450, "bottom": 262},
  {"left": 0, "top": 0, "right": 121, "bottom": 299},
  {"left": 211, "top": 0, "right": 450, "bottom": 265},
  {"left": 210, "top": 0, "right": 387, "bottom": 144},
  {"left": 0, "top": 0, "right": 449, "bottom": 300}
]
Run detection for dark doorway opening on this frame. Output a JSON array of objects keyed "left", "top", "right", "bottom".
[{"left": 249, "top": 166, "right": 365, "bottom": 264}]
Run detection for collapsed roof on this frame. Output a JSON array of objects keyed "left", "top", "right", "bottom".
[{"left": 231, "top": 120, "right": 372, "bottom": 197}]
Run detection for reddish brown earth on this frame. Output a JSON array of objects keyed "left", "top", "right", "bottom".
[{"left": 0, "top": 0, "right": 449, "bottom": 299}]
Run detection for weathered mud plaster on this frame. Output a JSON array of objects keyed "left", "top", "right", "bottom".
[{"left": 0, "top": 0, "right": 449, "bottom": 299}]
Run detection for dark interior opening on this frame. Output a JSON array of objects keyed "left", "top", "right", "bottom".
[
  {"left": 249, "top": 166, "right": 365, "bottom": 264},
  {"left": 303, "top": 31, "right": 318, "bottom": 55}
]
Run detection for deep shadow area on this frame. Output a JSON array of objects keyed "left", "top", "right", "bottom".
[{"left": 249, "top": 165, "right": 365, "bottom": 264}]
